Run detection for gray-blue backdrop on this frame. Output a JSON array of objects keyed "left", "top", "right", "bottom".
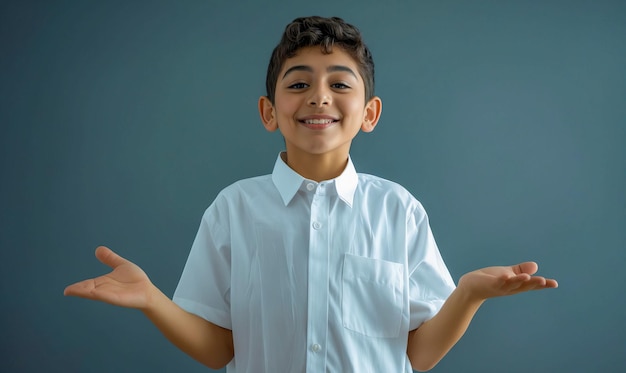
[{"left": 1, "top": 1, "right": 624, "bottom": 372}]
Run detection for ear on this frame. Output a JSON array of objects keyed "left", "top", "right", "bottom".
[
  {"left": 259, "top": 96, "right": 278, "bottom": 132},
  {"left": 361, "top": 96, "right": 382, "bottom": 133}
]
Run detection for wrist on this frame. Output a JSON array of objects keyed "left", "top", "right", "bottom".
[
  {"left": 142, "top": 283, "right": 167, "bottom": 314},
  {"left": 453, "top": 282, "right": 487, "bottom": 307}
]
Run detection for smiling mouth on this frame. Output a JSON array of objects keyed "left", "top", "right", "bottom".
[{"left": 299, "top": 118, "right": 339, "bottom": 129}]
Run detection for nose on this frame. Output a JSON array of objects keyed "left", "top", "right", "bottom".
[{"left": 307, "top": 86, "right": 332, "bottom": 107}]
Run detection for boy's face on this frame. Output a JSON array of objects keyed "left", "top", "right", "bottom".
[{"left": 259, "top": 46, "right": 381, "bottom": 162}]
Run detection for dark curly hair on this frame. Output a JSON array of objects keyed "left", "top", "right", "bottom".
[{"left": 265, "top": 16, "right": 375, "bottom": 104}]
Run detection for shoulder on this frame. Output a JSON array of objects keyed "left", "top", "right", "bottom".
[
  {"left": 211, "top": 174, "right": 274, "bottom": 204},
  {"left": 356, "top": 173, "right": 427, "bottom": 213},
  {"left": 357, "top": 173, "right": 417, "bottom": 200},
  {"left": 221, "top": 174, "right": 273, "bottom": 194},
  {"left": 198, "top": 174, "right": 275, "bottom": 230}
]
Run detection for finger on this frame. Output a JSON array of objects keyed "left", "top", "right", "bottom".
[
  {"left": 64, "top": 279, "right": 96, "bottom": 298},
  {"left": 514, "top": 276, "right": 556, "bottom": 293},
  {"left": 502, "top": 274, "right": 546, "bottom": 292},
  {"left": 526, "top": 280, "right": 558, "bottom": 292},
  {"left": 95, "top": 246, "right": 129, "bottom": 269},
  {"left": 64, "top": 277, "right": 127, "bottom": 305},
  {"left": 514, "top": 262, "right": 538, "bottom": 276},
  {"left": 501, "top": 274, "right": 532, "bottom": 291},
  {"left": 545, "top": 279, "right": 559, "bottom": 288}
]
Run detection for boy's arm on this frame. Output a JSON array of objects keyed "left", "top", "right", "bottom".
[
  {"left": 64, "top": 246, "right": 234, "bottom": 369},
  {"left": 406, "top": 262, "right": 558, "bottom": 372}
]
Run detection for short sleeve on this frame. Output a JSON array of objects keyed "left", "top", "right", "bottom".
[
  {"left": 407, "top": 203, "right": 456, "bottom": 330},
  {"left": 173, "top": 200, "right": 232, "bottom": 330}
]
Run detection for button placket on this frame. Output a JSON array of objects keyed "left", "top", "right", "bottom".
[{"left": 306, "top": 189, "right": 330, "bottom": 371}]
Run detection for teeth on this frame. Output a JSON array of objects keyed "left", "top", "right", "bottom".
[{"left": 304, "top": 119, "right": 335, "bottom": 124}]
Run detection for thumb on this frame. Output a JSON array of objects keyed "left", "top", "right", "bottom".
[
  {"left": 95, "top": 246, "right": 130, "bottom": 269},
  {"left": 513, "top": 261, "right": 539, "bottom": 276}
]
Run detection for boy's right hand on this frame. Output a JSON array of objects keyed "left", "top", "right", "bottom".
[
  {"left": 64, "top": 246, "right": 155, "bottom": 310},
  {"left": 65, "top": 246, "right": 235, "bottom": 369}
]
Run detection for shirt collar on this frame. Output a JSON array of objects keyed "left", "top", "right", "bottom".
[{"left": 271, "top": 152, "right": 358, "bottom": 207}]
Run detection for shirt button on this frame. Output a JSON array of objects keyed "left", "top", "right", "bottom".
[
  {"left": 311, "top": 343, "right": 321, "bottom": 352},
  {"left": 312, "top": 221, "right": 322, "bottom": 230},
  {"left": 306, "top": 183, "right": 315, "bottom": 191}
]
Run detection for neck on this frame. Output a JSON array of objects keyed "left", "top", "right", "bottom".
[{"left": 282, "top": 151, "right": 349, "bottom": 182}]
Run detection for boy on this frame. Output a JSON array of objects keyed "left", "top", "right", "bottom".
[{"left": 65, "top": 16, "right": 558, "bottom": 372}]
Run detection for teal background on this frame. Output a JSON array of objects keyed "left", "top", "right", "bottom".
[{"left": 1, "top": 1, "right": 625, "bottom": 372}]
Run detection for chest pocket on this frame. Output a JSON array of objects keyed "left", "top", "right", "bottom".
[{"left": 342, "top": 253, "right": 404, "bottom": 338}]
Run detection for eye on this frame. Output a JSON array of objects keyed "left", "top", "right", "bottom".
[
  {"left": 331, "top": 82, "right": 351, "bottom": 89},
  {"left": 288, "top": 82, "right": 309, "bottom": 89}
]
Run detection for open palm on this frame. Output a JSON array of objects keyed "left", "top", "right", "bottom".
[
  {"left": 458, "top": 261, "right": 558, "bottom": 301},
  {"left": 64, "top": 246, "right": 154, "bottom": 309}
]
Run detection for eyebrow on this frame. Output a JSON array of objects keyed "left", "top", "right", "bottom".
[{"left": 281, "top": 65, "right": 358, "bottom": 80}]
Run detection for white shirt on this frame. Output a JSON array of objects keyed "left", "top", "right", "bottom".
[{"left": 173, "top": 153, "right": 456, "bottom": 373}]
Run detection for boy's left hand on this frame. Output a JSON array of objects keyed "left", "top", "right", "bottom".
[{"left": 458, "top": 262, "right": 558, "bottom": 302}]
